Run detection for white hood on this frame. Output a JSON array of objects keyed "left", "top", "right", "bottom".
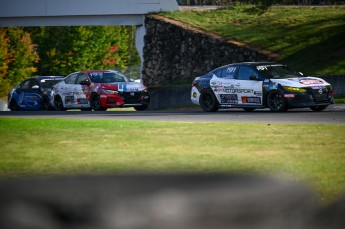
[{"left": 270, "top": 77, "right": 330, "bottom": 88}]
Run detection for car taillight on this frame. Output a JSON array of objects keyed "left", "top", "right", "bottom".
[{"left": 192, "top": 81, "right": 198, "bottom": 87}]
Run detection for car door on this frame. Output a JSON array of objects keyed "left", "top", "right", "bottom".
[
  {"left": 58, "top": 73, "right": 79, "bottom": 108},
  {"left": 210, "top": 66, "right": 239, "bottom": 105},
  {"left": 16, "top": 78, "right": 42, "bottom": 110},
  {"left": 75, "top": 74, "right": 91, "bottom": 107},
  {"left": 235, "top": 66, "right": 263, "bottom": 106}
]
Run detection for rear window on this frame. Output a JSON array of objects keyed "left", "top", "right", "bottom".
[
  {"left": 40, "top": 78, "right": 64, "bottom": 88},
  {"left": 89, "top": 72, "right": 128, "bottom": 83}
]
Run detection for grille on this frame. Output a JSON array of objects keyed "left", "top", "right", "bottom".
[
  {"left": 309, "top": 86, "right": 330, "bottom": 102},
  {"left": 119, "top": 92, "right": 142, "bottom": 103}
]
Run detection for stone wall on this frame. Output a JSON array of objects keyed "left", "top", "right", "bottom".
[{"left": 142, "top": 15, "right": 277, "bottom": 87}]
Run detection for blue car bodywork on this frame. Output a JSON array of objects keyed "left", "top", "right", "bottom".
[{"left": 8, "top": 76, "right": 65, "bottom": 111}]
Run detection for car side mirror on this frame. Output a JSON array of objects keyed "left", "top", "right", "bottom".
[
  {"left": 80, "top": 80, "right": 90, "bottom": 85},
  {"left": 249, "top": 75, "right": 260, "bottom": 81}
]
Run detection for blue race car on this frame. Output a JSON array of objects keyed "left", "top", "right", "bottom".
[{"left": 8, "top": 76, "right": 65, "bottom": 111}]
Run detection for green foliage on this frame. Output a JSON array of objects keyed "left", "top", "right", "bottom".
[
  {"left": 0, "top": 28, "right": 39, "bottom": 96},
  {"left": 28, "top": 26, "right": 139, "bottom": 76},
  {"left": 163, "top": 6, "right": 345, "bottom": 75}
]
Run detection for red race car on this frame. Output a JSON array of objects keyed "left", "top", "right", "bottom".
[{"left": 51, "top": 70, "right": 150, "bottom": 111}]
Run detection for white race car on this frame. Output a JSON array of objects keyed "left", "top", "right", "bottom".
[
  {"left": 51, "top": 70, "right": 150, "bottom": 111},
  {"left": 191, "top": 62, "right": 334, "bottom": 112}
]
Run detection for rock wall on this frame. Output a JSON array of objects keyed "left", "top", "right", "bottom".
[{"left": 142, "top": 15, "right": 277, "bottom": 87}]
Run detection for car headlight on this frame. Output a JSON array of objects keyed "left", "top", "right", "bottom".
[
  {"left": 283, "top": 86, "right": 307, "bottom": 93},
  {"left": 101, "top": 88, "right": 118, "bottom": 94}
]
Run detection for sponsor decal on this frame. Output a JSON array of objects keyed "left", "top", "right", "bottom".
[
  {"left": 312, "top": 86, "right": 322, "bottom": 89},
  {"left": 220, "top": 94, "right": 237, "bottom": 104},
  {"left": 226, "top": 67, "right": 237, "bottom": 73},
  {"left": 241, "top": 97, "right": 261, "bottom": 104},
  {"left": 256, "top": 64, "right": 283, "bottom": 71},
  {"left": 211, "top": 80, "right": 223, "bottom": 86},
  {"left": 192, "top": 92, "right": 198, "bottom": 98},
  {"left": 223, "top": 88, "right": 254, "bottom": 94},
  {"left": 65, "top": 96, "right": 75, "bottom": 104},
  {"left": 284, "top": 94, "right": 295, "bottom": 98},
  {"left": 299, "top": 79, "right": 324, "bottom": 85},
  {"left": 254, "top": 91, "right": 262, "bottom": 96},
  {"left": 77, "top": 98, "right": 88, "bottom": 104}
]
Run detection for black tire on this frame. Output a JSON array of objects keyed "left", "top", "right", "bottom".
[
  {"left": 41, "top": 98, "right": 51, "bottom": 111},
  {"left": 54, "top": 96, "right": 66, "bottom": 111},
  {"left": 9, "top": 100, "right": 19, "bottom": 111},
  {"left": 91, "top": 94, "right": 107, "bottom": 111},
  {"left": 309, "top": 105, "right": 328, "bottom": 112},
  {"left": 243, "top": 108, "right": 256, "bottom": 112},
  {"left": 134, "top": 105, "right": 148, "bottom": 111},
  {"left": 267, "top": 90, "right": 288, "bottom": 112},
  {"left": 199, "top": 91, "right": 219, "bottom": 112}
]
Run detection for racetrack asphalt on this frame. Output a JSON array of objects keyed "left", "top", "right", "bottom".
[{"left": 1, "top": 104, "right": 345, "bottom": 124}]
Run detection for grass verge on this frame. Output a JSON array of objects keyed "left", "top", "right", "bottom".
[
  {"left": 162, "top": 5, "right": 345, "bottom": 75},
  {"left": 1, "top": 117, "right": 345, "bottom": 204}
]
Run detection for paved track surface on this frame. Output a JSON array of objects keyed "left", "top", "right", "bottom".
[{"left": 1, "top": 104, "right": 344, "bottom": 124}]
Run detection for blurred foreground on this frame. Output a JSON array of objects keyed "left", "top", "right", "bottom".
[{"left": 1, "top": 173, "right": 344, "bottom": 229}]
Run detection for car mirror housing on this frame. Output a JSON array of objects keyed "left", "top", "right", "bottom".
[{"left": 80, "top": 80, "right": 90, "bottom": 85}]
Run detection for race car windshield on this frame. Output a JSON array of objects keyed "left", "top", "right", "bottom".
[
  {"left": 90, "top": 72, "right": 128, "bottom": 83},
  {"left": 256, "top": 65, "right": 301, "bottom": 79},
  {"left": 40, "top": 79, "right": 63, "bottom": 88}
]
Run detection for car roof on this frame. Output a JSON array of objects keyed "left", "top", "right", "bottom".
[
  {"left": 33, "top": 76, "right": 65, "bottom": 80},
  {"left": 213, "top": 62, "right": 278, "bottom": 71},
  {"left": 79, "top": 70, "right": 119, "bottom": 74}
]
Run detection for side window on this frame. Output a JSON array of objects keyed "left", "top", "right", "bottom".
[
  {"left": 213, "top": 69, "right": 222, "bottom": 78},
  {"left": 18, "top": 80, "right": 31, "bottom": 90},
  {"left": 65, "top": 73, "right": 78, "bottom": 84},
  {"left": 220, "top": 66, "right": 237, "bottom": 79},
  {"left": 238, "top": 67, "right": 258, "bottom": 80},
  {"left": 76, "top": 74, "right": 88, "bottom": 84}
]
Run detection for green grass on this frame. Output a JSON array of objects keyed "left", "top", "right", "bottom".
[
  {"left": 335, "top": 97, "right": 345, "bottom": 104},
  {"left": 162, "top": 6, "right": 345, "bottom": 75},
  {"left": 1, "top": 118, "right": 345, "bottom": 204}
]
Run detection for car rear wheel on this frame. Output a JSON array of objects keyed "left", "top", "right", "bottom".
[
  {"left": 54, "top": 96, "right": 66, "bottom": 111},
  {"left": 267, "top": 90, "right": 287, "bottom": 112},
  {"left": 200, "top": 91, "right": 218, "bottom": 112},
  {"left": 91, "top": 94, "right": 107, "bottom": 111},
  {"left": 41, "top": 98, "right": 51, "bottom": 111},
  {"left": 9, "top": 100, "right": 19, "bottom": 111},
  {"left": 309, "top": 105, "right": 328, "bottom": 111}
]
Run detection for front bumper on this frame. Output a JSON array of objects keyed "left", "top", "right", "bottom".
[
  {"left": 100, "top": 91, "right": 150, "bottom": 108},
  {"left": 284, "top": 86, "right": 334, "bottom": 108}
]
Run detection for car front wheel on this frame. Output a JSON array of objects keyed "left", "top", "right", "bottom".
[
  {"left": 54, "top": 96, "right": 66, "bottom": 111},
  {"left": 200, "top": 91, "right": 218, "bottom": 112},
  {"left": 91, "top": 94, "right": 107, "bottom": 111},
  {"left": 267, "top": 90, "right": 287, "bottom": 112},
  {"left": 9, "top": 100, "right": 19, "bottom": 111}
]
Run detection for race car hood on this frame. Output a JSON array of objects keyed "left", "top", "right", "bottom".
[
  {"left": 92, "top": 82, "right": 147, "bottom": 92},
  {"left": 270, "top": 77, "right": 330, "bottom": 88}
]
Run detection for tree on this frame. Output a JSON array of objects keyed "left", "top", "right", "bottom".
[
  {"left": 28, "top": 26, "right": 139, "bottom": 76},
  {"left": 0, "top": 28, "right": 39, "bottom": 96}
]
